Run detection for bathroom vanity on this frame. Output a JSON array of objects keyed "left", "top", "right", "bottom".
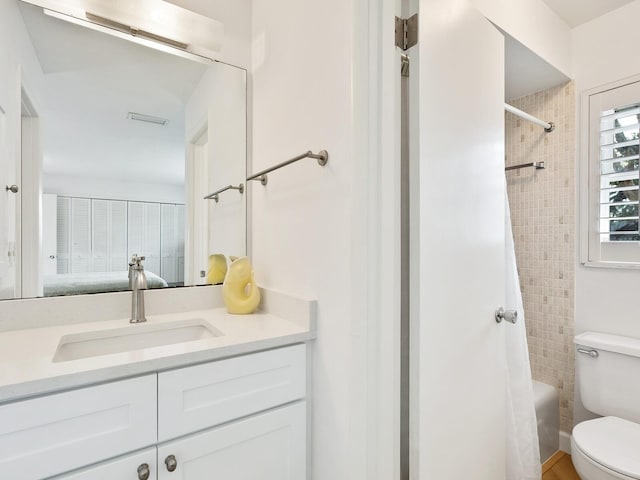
[
  {"left": 0, "top": 1, "right": 316, "bottom": 478},
  {"left": 0, "top": 289, "right": 315, "bottom": 480}
]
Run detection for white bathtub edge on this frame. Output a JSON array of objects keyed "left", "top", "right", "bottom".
[{"left": 559, "top": 430, "right": 572, "bottom": 454}]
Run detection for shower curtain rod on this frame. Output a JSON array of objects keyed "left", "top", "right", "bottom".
[{"left": 504, "top": 103, "right": 555, "bottom": 132}]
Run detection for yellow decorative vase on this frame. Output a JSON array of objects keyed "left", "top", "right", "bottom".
[
  {"left": 206, "top": 254, "right": 227, "bottom": 285},
  {"left": 222, "top": 257, "right": 261, "bottom": 314}
]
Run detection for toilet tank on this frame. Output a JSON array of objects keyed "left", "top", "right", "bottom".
[{"left": 575, "top": 332, "right": 640, "bottom": 423}]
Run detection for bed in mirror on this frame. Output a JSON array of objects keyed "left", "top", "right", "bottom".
[{"left": 0, "top": 0, "right": 247, "bottom": 299}]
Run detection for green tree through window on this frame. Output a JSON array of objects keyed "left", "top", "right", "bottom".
[{"left": 608, "top": 107, "right": 640, "bottom": 241}]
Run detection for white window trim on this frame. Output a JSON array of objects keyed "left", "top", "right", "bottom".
[{"left": 580, "top": 73, "right": 640, "bottom": 269}]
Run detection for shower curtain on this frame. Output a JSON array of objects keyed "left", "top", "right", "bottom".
[{"left": 505, "top": 189, "right": 541, "bottom": 480}]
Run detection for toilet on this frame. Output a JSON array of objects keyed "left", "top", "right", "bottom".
[{"left": 572, "top": 332, "right": 640, "bottom": 480}]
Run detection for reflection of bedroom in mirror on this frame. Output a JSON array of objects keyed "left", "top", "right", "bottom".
[{"left": 0, "top": 0, "right": 247, "bottom": 300}]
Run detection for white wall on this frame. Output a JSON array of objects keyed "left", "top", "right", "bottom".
[
  {"left": 184, "top": 62, "right": 247, "bottom": 266},
  {"left": 164, "top": 0, "right": 252, "bottom": 69},
  {"left": 44, "top": 174, "right": 184, "bottom": 204},
  {"left": 251, "top": 0, "right": 367, "bottom": 478},
  {"left": 0, "top": 2, "right": 45, "bottom": 111},
  {"left": 572, "top": 0, "right": 640, "bottom": 340},
  {"left": 470, "top": 0, "right": 572, "bottom": 77},
  {"left": 571, "top": 0, "right": 640, "bottom": 425},
  {"left": 572, "top": 1, "right": 640, "bottom": 93}
]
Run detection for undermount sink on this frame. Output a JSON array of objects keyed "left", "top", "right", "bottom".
[{"left": 53, "top": 319, "right": 223, "bottom": 362}]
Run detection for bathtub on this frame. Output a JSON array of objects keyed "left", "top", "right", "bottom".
[{"left": 533, "top": 380, "right": 560, "bottom": 463}]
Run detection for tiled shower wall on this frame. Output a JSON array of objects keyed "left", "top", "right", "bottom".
[{"left": 505, "top": 81, "right": 576, "bottom": 433}]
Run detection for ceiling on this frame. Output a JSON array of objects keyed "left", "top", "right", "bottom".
[
  {"left": 541, "top": 0, "right": 635, "bottom": 27},
  {"left": 18, "top": 2, "right": 209, "bottom": 186},
  {"left": 505, "top": 0, "right": 637, "bottom": 99},
  {"left": 505, "top": 32, "right": 569, "bottom": 100}
]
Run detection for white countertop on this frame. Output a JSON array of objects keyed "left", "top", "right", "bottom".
[{"left": 0, "top": 307, "right": 315, "bottom": 403}]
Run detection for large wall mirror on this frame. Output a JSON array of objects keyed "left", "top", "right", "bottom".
[{"left": 0, "top": 0, "right": 247, "bottom": 300}]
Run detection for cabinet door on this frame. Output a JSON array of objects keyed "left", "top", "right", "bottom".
[
  {"left": 144, "top": 202, "right": 161, "bottom": 277},
  {"left": 160, "top": 204, "right": 176, "bottom": 284},
  {"left": 42, "top": 194, "right": 58, "bottom": 276},
  {"left": 56, "top": 196, "right": 71, "bottom": 274},
  {"left": 128, "top": 201, "right": 144, "bottom": 264},
  {"left": 92, "top": 200, "right": 128, "bottom": 273},
  {"left": 128, "top": 202, "right": 161, "bottom": 276},
  {"left": 70, "top": 198, "right": 91, "bottom": 273},
  {"left": 157, "top": 402, "right": 306, "bottom": 480},
  {"left": 175, "top": 204, "right": 185, "bottom": 284},
  {"left": 91, "top": 199, "right": 109, "bottom": 272},
  {"left": 109, "top": 200, "right": 128, "bottom": 271},
  {"left": 51, "top": 447, "right": 157, "bottom": 480}
]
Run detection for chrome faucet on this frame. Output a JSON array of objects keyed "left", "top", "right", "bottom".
[{"left": 129, "top": 254, "right": 148, "bottom": 323}]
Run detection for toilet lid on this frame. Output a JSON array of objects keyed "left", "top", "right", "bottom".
[{"left": 573, "top": 417, "right": 640, "bottom": 479}]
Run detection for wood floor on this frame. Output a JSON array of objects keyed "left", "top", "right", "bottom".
[{"left": 542, "top": 451, "right": 581, "bottom": 480}]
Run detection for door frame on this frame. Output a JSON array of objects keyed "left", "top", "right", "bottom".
[
  {"left": 185, "top": 123, "right": 209, "bottom": 286},
  {"left": 351, "top": 0, "right": 403, "bottom": 478},
  {"left": 20, "top": 85, "right": 42, "bottom": 298},
  {"left": 354, "top": 1, "right": 506, "bottom": 479}
]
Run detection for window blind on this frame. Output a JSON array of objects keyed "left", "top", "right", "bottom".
[{"left": 599, "top": 104, "right": 640, "bottom": 242}]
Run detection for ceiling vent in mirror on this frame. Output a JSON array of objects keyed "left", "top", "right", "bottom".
[
  {"left": 23, "top": 0, "right": 223, "bottom": 61},
  {"left": 127, "top": 112, "right": 169, "bottom": 126}
]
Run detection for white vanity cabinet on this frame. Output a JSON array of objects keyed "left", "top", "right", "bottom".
[{"left": 0, "top": 344, "right": 308, "bottom": 480}]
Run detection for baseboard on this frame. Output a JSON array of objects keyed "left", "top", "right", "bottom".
[{"left": 559, "top": 430, "right": 572, "bottom": 453}]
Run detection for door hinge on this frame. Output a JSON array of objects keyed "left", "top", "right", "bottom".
[
  {"left": 401, "top": 53, "right": 410, "bottom": 77},
  {"left": 395, "top": 14, "right": 418, "bottom": 51}
]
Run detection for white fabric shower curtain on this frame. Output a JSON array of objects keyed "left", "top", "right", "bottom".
[{"left": 505, "top": 189, "right": 541, "bottom": 480}]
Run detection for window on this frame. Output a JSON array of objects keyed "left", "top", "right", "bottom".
[{"left": 584, "top": 79, "right": 640, "bottom": 265}]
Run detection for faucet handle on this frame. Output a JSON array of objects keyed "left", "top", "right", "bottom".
[{"left": 130, "top": 254, "right": 146, "bottom": 266}]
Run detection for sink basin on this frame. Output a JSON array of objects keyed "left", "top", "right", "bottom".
[{"left": 53, "top": 319, "right": 223, "bottom": 362}]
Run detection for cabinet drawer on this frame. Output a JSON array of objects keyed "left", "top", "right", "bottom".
[
  {"left": 0, "top": 375, "right": 157, "bottom": 480},
  {"left": 158, "top": 344, "right": 306, "bottom": 441}
]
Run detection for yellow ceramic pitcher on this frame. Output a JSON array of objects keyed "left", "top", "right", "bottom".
[{"left": 222, "top": 257, "right": 261, "bottom": 314}]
